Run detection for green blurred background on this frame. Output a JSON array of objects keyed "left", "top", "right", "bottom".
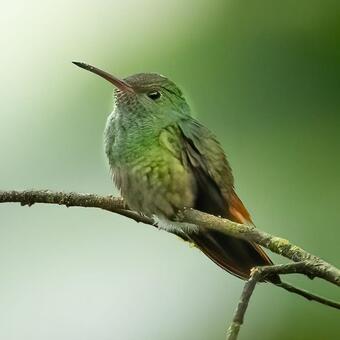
[{"left": 1, "top": 1, "right": 339, "bottom": 339}]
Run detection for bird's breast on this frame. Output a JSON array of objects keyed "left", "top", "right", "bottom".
[{"left": 110, "top": 143, "right": 197, "bottom": 219}]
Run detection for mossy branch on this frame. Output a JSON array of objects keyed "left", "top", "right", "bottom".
[{"left": 1, "top": 189, "right": 339, "bottom": 340}]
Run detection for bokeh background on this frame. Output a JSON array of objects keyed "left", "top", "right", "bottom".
[{"left": 1, "top": 1, "right": 339, "bottom": 339}]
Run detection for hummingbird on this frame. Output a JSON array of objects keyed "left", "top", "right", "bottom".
[{"left": 73, "top": 61, "right": 279, "bottom": 282}]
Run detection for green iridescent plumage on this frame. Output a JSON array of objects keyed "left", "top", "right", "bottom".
[
  {"left": 103, "top": 73, "right": 232, "bottom": 220},
  {"left": 74, "top": 62, "right": 278, "bottom": 282}
]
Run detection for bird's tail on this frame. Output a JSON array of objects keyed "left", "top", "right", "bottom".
[{"left": 188, "top": 230, "right": 280, "bottom": 283}]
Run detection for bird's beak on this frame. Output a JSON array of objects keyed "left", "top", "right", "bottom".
[{"left": 72, "top": 61, "right": 133, "bottom": 93}]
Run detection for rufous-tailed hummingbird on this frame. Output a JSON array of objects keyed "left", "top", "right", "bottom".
[{"left": 73, "top": 61, "right": 278, "bottom": 282}]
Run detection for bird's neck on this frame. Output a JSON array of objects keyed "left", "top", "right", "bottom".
[{"left": 104, "top": 110, "right": 161, "bottom": 167}]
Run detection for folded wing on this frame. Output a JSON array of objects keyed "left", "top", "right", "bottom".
[{"left": 177, "top": 119, "right": 279, "bottom": 282}]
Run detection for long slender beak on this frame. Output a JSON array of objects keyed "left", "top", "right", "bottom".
[{"left": 72, "top": 61, "right": 133, "bottom": 93}]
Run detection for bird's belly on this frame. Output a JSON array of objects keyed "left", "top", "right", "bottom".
[{"left": 113, "top": 152, "right": 196, "bottom": 220}]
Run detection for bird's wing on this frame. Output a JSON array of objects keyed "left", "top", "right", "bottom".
[
  {"left": 174, "top": 119, "right": 277, "bottom": 281},
  {"left": 177, "top": 119, "right": 234, "bottom": 213}
]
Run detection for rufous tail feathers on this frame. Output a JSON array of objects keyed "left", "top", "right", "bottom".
[{"left": 189, "top": 190, "right": 280, "bottom": 283}]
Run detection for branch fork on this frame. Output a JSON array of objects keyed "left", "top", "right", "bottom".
[{"left": 0, "top": 189, "right": 339, "bottom": 340}]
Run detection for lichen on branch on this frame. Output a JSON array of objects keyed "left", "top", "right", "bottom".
[{"left": 1, "top": 189, "right": 339, "bottom": 340}]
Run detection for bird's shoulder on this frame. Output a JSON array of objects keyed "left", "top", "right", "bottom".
[{"left": 159, "top": 119, "right": 234, "bottom": 199}]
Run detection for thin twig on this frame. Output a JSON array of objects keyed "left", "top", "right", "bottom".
[
  {"left": 226, "top": 269, "right": 261, "bottom": 340},
  {"left": 1, "top": 189, "right": 339, "bottom": 340},
  {"left": 226, "top": 262, "right": 340, "bottom": 340},
  {"left": 277, "top": 282, "right": 340, "bottom": 310}
]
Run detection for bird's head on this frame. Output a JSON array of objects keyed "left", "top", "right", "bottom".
[{"left": 73, "top": 62, "right": 191, "bottom": 126}]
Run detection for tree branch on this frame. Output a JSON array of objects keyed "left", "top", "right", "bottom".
[
  {"left": 277, "top": 281, "right": 340, "bottom": 310},
  {"left": 179, "top": 209, "right": 340, "bottom": 286},
  {"left": 226, "top": 268, "right": 260, "bottom": 340},
  {"left": 0, "top": 189, "right": 154, "bottom": 224},
  {"left": 1, "top": 190, "right": 339, "bottom": 284},
  {"left": 1, "top": 189, "right": 339, "bottom": 340},
  {"left": 226, "top": 263, "right": 340, "bottom": 340}
]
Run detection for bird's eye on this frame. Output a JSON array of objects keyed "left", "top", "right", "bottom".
[{"left": 147, "top": 91, "right": 161, "bottom": 100}]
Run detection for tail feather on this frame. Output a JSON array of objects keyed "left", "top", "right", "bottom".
[
  {"left": 190, "top": 190, "right": 280, "bottom": 283},
  {"left": 189, "top": 230, "right": 280, "bottom": 283}
]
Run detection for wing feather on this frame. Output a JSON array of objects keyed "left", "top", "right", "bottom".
[{"left": 176, "top": 119, "right": 279, "bottom": 282}]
